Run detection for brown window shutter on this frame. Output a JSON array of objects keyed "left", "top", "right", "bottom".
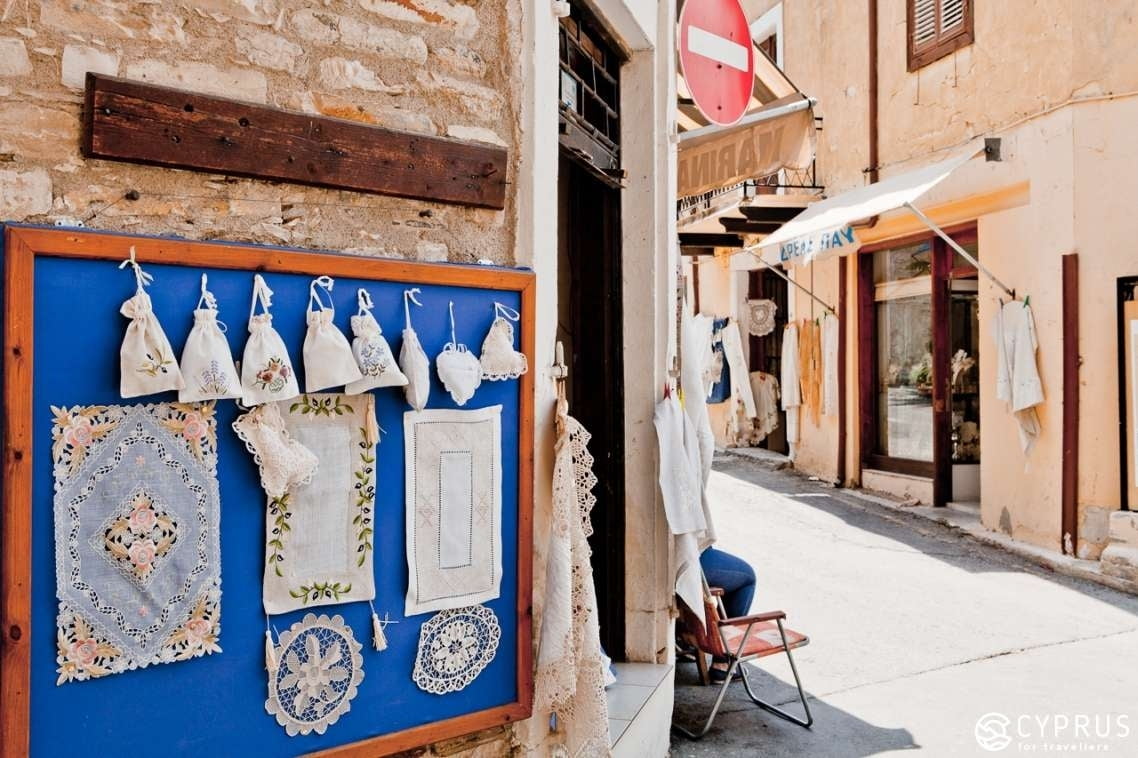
[
  {"left": 913, "top": 0, "right": 938, "bottom": 48},
  {"left": 908, "top": 0, "right": 973, "bottom": 71}
]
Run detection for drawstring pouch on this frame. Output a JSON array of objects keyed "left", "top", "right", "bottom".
[
  {"left": 346, "top": 288, "right": 408, "bottom": 393},
  {"left": 399, "top": 288, "right": 431, "bottom": 410},
  {"left": 302, "top": 275, "right": 363, "bottom": 392},
  {"left": 179, "top": 273, "right": 241, "bottom": 402},
  {"left": 231, "top": 403, "right": 319, "bottom": 499},
  {"left": 437, "top": 301, "right": 482, "bottom": 406},
  {"left": 479, "top": 302, "right": 528, "bottom": 381},
  {"left": 240, "top": 274, "right": 300, "bottom": 406},
  {"left": 118, "top": 247, "right": 185, "bottom": 398}
]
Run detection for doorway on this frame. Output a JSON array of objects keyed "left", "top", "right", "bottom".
[{"left": 747, "top": 267, "right": 789, "bottom": 454}]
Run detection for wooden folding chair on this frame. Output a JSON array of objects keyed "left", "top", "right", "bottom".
[{"left": 673, "top": 578, "right": 813, "bottom": 738}]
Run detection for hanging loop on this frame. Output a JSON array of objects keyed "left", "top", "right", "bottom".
[
  {"left": 308, "top": 275, "right": 335, "bottom": 313},
  {"left": 118, "top": 246, "right": 153, "bottom": 293},
  {"left": 356, "top": 288, "right": 374, "bottom": 316},
  {"left": 249, "top": 274, "right": 274, "bottom": 320},
  {"left": 493, "top": 302, "right": 520, "bottom": 322},
  {"left": 403, "top": 287, "right": 423, "bottom": 328}
]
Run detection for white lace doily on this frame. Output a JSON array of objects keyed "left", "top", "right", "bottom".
[
  {"left": 412, "top": 604, "right": 501, "bottom": 695},
  {"left": 266, "top": 613, "right": 364, "bottom": 736},
  {"left": 747, "top": 299, "right": 779, "bottom": 337}
]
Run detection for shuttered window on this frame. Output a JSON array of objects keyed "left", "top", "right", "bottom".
[{"left": 908, "top": 0, "right": 973, "bottom": 71}]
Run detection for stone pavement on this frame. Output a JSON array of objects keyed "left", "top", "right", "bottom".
[{"left": 671, "top": 455, "right": 1138, "bottom": 757}]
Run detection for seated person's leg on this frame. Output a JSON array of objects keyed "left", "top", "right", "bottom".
[{"left": 699, "top": 546, "right": 756, "bottom": 619}]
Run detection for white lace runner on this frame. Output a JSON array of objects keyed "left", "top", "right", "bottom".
[
  {"left": 51, "top": 402, "right": 221, "bottom": 685},
  {"left": 412, "top": 604, "right": 501, "bottom": 695},
  {"left": 266, "top": 613, "right": 364, "bottom": 736},
  {"left": 404, "top": 406, "right": 503, "bottom": 616},
  {"left": 526, "top": 395, "right": 611, "bottom": 757},
  {"left": 263, "top": 394, "right": 377, "bottom": 614}
]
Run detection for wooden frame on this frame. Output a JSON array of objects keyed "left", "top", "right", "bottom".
[
  {"left": 0, "top": 226, "right": 535, "bottom": 758},
  {"left": 1061, "top": 254, "right": 1080, "bottom": 548},
  {"left": 906, "top": 0, "right": 974, "bottom": 72},
  {"left": 1117, "top": 276, "right": 1138, "bottom": 513}
]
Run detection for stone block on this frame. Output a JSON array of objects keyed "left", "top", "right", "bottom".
[
  {"left": 0, "top": 102, "right": 79, "bottom": 159},
  {"left": 1108, "top": 510, "right": 1138, "bottom": 546},
  {"left": 236, "top": 29, "right": 303, "bottom": 74},
  {"left": 0, "top": 169, "right": 52, "bottom": 217},
  {"left": 445, "top": 125, "right": 506, "bottom": 147},
  {"left": 1101, "top": 543, "right": 1138, "bottom": 585},
  {"left": 147, "top": 11, "right": 188, "bottom": 45},
  {"left": 337, "top": 17, "right": 428, "bottom": 64},
  {"left": 374, "top": 107, "right": 436, "bottom": 134},
  {"left": 432, "top": 45, "right": 487, "bottom": 78},
  {"left": 40, "top": 0, "right": 149, "bottom": 39},
  {"left": 290, "top": 9, "right": 341, "bottom": 45},
  {"left": 125, "top": 60, "right": 267, "bottom": 103},
  {"left": 0, "top": 38, "right": 32, "bottom": 77},
  {"left": 319, "top": 58, "right": 405, "bottom": 94},
  {"left": 61, "top": 45, "right": 120, "bottom": 89},
  {"left": 416, "top": 71, "right": 503, "bottom": 122},
  {"left": 357, "top": 0, "right": 479, "bottom": 40},
  {"left": 188, "top": 0, "right": 280, "bottom": 26},
  {"left": 416, "top": 240, "right": 448, "bottom": 262}
]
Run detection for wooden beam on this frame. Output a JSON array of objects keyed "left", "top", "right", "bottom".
[
  {"left": 739, "top": 205, "right": 806, "bottom": 222},
  {"left": 680, "top": 246, "right": 716, "bottom": 257},
  {"left": 719, "top": 218, "right": 782, "bottom": 234},
  {"left": 83, "top": 74, "right": 508, "bottom": 209},
  {"left": 678, "top": 233, "right": 743, "bottom": 248},
  {"left": 1062, "top": 253, "right": 1080, "bottom": 553}
]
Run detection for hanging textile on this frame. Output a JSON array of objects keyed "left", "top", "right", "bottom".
[
  {"left": 399, "top": 288, "right": 431, "bottom": 411},
  {"left": 346, "top": 288, "right": 408, "bottom": 393},
  {"left": 265, "top": 613, "right": 364, "bottom": 736},
  {"left": 821, "top": 313, "right": 840, "bottom": 417},
  {"left": 746, "top": 299, "right": 779, "bottom": 337},
  {"left": 52, "top": 402, "right": 221, "bottom": 684},
  {"left": 781, "top": 323, "right": 801, "bottom": 445},
  {"left": 404, "top": 406, "right": 503, "bottom": 616},
  {"left": 653, "top": 395, "right": 706, "bottom": 535},
  {"left": 302, "top": 276, "right": 363, "bottom": 393},
  {"left": 436, "top": 301, "right": 483, "bottom": 406},
  {"left": 529, "top": 390, "right": 610, "bottom": 757},
  {"left": 731, "top": 371, "right": 781, "bottom": 447},
  {"left": 706, "top": 317, "right": 731, "bottom": 403},
  {"left": 263, "top": 394, "right": 377, "bottom": 614},
  {"left": 995, "top": 300, "right": 1044, "bottom": 454},
  {"left": 480, "top": 302, "right": 528, "bottom": 381},
  {"left": 178, "top": 273, "right": 241, "bottom": 402},
  {"left": 798, "top": 319, "right": 822, "bottom": 426},
  {"left": 721, "top": 319, "right": 757, "bottom": 419},
  {"left": 118, "top": 250, "right": 185, "bottom": 398},
  {"left": 412, "top": 604, "right": 501, "bottom": 695},
  {"left": 232, "top": 402, "right": 319, "bottom": 501},
  {"left": 241, "top": 274, "right": 300, "bottom": 406}
]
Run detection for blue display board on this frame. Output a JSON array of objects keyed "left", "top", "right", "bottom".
[{"left": 5, "top": 227, "right": 533, "bottom": 757}]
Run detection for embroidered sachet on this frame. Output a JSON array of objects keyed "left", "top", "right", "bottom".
[
  {"left": 232, "top": 403, "right": 319, "bottom": 500},
  {"left": 179, "top": 274, "right": 241, "bottom": 402},
  {"left": 412, "top": 605, "right": 501, "bottom": 695},
  {"left": 346, "top": 288, "right": 408, "bottom": 393},
  {"left": 303, "top": 276, "right": 363, "bottom": 392},
  {"left": 266, "top": 613, "right": 364, "bottom": 736},
  {"left": 263, "top": 393, "right": 377, "bottom": 614},
  {"left": 241, "top": 274, "right": 300, "bottom": 406},
  {"left": 118, "top": 248, "right": 185, "bottom": 398},
  {"left": 399, "top": 288, "right": 431, "bottom": 411},
  {"left": 52, "top": 402, "right": 221, "bottom": 685},
  {"left": 437, "top": 301, "right": 482, "bottom": 406},
  {"left": 479, "top": 302, "right": 528, "bottom": 381},
  {"left": 404, "top": 406, "right": 502, "bottom": 616}
]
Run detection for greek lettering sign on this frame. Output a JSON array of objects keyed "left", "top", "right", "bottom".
[{"left": 778, "top": 226, "right": 860, "bottom": 264}]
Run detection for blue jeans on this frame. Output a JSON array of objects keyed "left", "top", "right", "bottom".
[{"left": 699, "top": 547, "right": 756, "bottom": 620}]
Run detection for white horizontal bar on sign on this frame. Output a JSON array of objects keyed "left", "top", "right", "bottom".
[{"left": 688, "top": 26, "right": 750, "bottom": 72}]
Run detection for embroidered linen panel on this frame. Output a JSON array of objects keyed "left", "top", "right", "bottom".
[
  {"left": 263, "top": 393, "right": 377, "bottom": 614},
  {"left": 404, "top": 406, "right": 503, "bottom": 616},
  {"left": 52, "top": 402, "right": 222, "bottom": 684}
]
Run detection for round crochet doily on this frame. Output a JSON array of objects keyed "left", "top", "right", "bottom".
[
  {"left": 412, "top": 604, "right": 501, "bottom": 695},
  {"left": 747, "top": 299, "right": 779, "bottom": 337}
]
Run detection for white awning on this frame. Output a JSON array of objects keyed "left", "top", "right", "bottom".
[{"left": 755, "top": 142, "right": 984, "bottom": 266}]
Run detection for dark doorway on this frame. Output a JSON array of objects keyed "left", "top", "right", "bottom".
[{"left": 748, "top": 268, "right": 789, "bottom": 453}]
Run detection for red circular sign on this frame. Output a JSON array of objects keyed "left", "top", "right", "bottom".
[{"left": 679, "top": 0, "right": 755, "bottom": 126}]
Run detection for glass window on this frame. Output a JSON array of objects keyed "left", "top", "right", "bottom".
[
  {"left": 875, "top": 294, "right": 934, "bottom": 461},
  {"left": 950, "top": 277, "right": 980, "bottom": 463},
  {"left": 874, "top": 241, "right": 932, "bottom": 283}
]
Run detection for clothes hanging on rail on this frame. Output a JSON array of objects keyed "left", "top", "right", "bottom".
[
  {"left": 706, "top": 317, "right": 731, "bottom": 403},
  {"left": 995, "top": 299, "right": 1044, "bottom": 454},
  {"left": 798, "top": 319, "right": 822, "bottom": 426},
  {"left": 781, "top": 323, "right": 801, "bottom": 445},
  {"left": 822, "top": 313, "right": 840, "bottom": 417},
  {"left": 721, "top": 319, "right": 757, "bottom": 419}
]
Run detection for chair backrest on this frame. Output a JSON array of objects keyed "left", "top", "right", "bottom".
[{"left": 677, "top": 571, "right": 728, "bottom": 658}]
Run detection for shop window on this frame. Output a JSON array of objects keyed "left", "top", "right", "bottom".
[{"left": 908, "top": 0, "right": 973, "bottom": 71}]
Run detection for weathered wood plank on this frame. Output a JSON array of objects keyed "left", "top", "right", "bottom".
[{"left": 82, "top": 74, "right": 508, "bottom": 210}]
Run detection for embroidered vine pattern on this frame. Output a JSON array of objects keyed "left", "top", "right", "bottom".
[
  {"left": 290, "top": 395, "right": 355, "bottom": 417},
  {"left": 255, "top": 356, "right": 292, "bottom": 393},
  {"left": 267, "top": 492, "right": 292, "bottom": 577},
  {"left": 353, "top": 427, "right": 375, "bottom": 567},
  {"left": 290, "top": 581, "right": 353, "bottom": 604},
  {"left": 137, "top": 348, "right": 175, "bottom": 377}
]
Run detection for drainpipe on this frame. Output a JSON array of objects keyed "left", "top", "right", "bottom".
[{"left": 868, "top": 0, "right": 879, "bottom": 184}]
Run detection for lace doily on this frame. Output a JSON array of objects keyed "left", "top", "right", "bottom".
[
  {"left": 412, "top": 604, "right": 501, "bottom": 695},
  {"left": 266, "top": 613, "right": 364, "bottom": 736},
  {"left": 746, "top": 299, "right": 779, "bottom": 337}
]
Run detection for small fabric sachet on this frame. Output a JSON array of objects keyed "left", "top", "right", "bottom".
[
  {"left": 118, "top": 247, "right": 185, "bottom": 398},
  {"left": 302, "top": 276, "right": 363, "bottom": 392},
  {"left": 399, "top": 288, "right": 431, "bottom": 411},
  {"left": 479, "top": 302, "right": 527, "bottom": 381},
  {"left": 241, "top": 274, "right": 300, "bottom": 406},
  {"left": 232, "top": 403, "right": 319, "bottom": 500},
  {"left": 437, "top": 301, "right": 482, "bottom": 406},
  {"left": 179, "top": 274, "right": 241, "bottom": 402},
  {"left": 346, "top": 288, "right": 408, "bottom": 393}
]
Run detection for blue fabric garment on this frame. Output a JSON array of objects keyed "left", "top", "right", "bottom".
[
  {"left": 699, "top": 546, "right": 755, "bottom": 620},
  {"left": 707, "top": 317, "right": 731, "bottom": 404}
]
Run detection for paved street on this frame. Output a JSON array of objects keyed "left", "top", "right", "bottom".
[{"left": 671, "top": 455, "right": 1138, "bottom": 757}]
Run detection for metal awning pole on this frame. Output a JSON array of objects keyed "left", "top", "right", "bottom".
[
  {"left": 752, "top": 253, "right": 836, "bottom": 316},
  {"left": 903, "top": 201, "right": 1015, "bottom": 299}
]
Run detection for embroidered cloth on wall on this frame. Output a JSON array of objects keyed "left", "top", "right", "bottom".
[
  {"left": 412, "top": 604, "right": 501, "bottom": 695},
  {"left": 52, "top": 402, "right": 221, "bottom": 685},
  {"left": 746, "top": 298, "right": 778, "bottom": 338},
  {"left": 266, "top": 613, "right": 364, "bottom": 736},
  {"left": 263, "top": 394, "right": 377, "bottom": 614},
  {"left": 404, "top": 406, "right": 503, "bottom": 616}
]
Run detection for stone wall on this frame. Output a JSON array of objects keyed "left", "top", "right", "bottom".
[{"left": 0, "top": 0, "right": 518, "bottom": 266}]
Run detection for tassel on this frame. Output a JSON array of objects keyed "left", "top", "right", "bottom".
[
  {"left": 264, "top": 627, "right": 278, "bottom": 672},
  {"left": 369, "top": 601, "right": 390, "bottom": 652}
]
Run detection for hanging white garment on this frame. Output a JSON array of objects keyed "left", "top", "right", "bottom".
[
  {"left": 179, "top": 274, "right": 241, "bottom": 402},
  {"left": 479, "top": 302, "right": 528, "bottom": 381},
  {"left": 436, "top": 301, "right": 482, "bottom": 406},
  {"left": 399, "top": 288, "right": 431, "bottom": 411},
  {"left": 241, "top": 275, "right": 300, "bottom": 406},
  {"left": 680, "top": 310, "right": 716, "bottom": 520},
  {"left": 528, "top": 391, "right": 610, "bottom": 757},
  {"left": 117, "top": 248, "right": 185, "bottom": 398},
  {"left": 653, "top": 395, "right": 706, "bottom": 535},
  {"left": 995, "top": 300, "right": 1044, "bottom": 454},
  {"left": 821, "top": 313, "right": 840, "bottom": 417},
  {"left": 721, "top": 319, "right": 757, "bottom": 418},
  {"left": 781, "top": 323, "right": 801, "bottom": 445},
  {"left": 302, "top": 276, "right": 363, "bottom": 392},
  {"left": 345, "top": 288, "right": 407, "bottom": 393}
]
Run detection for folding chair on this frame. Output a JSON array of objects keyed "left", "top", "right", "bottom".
[{"left": 673, "top": 576, "right": 813, "bottom": 738}]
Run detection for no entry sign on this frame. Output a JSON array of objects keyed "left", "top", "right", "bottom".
[{"left": 679, "top": 0, "right": 755, "bottom": 126}]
